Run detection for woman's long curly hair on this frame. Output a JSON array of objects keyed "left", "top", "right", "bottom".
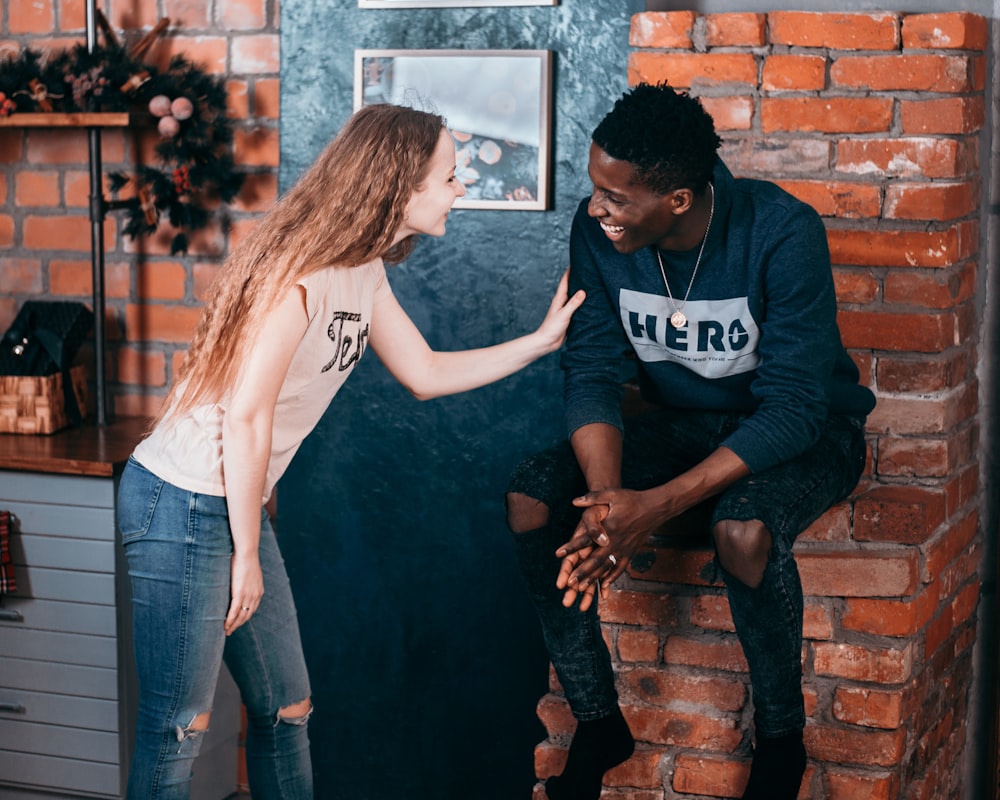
[{"left": 158, "top": 103, "right": 445, "bottom": 423}]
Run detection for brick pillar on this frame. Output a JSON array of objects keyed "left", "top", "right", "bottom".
[{"left": 535, "top": 11, "right": 987, "bottom": 800}]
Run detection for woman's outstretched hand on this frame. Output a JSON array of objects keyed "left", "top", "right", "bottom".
[
  {"left": 367, "top": 266, "right": 585, "bottom": 400},
  {"left": 536, "top": 269, "right": 585, "bottom": 353}
]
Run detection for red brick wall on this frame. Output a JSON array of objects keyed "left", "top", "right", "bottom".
[
  {"left": 534, "top": 11, "right": 986, "bottom": 800},
  {"left": 0, "top": 0, "right": 279, "bottom": 420}
]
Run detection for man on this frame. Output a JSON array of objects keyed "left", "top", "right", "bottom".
[{"left": 506, "top": 83, "right": 875, "bottom": 800}]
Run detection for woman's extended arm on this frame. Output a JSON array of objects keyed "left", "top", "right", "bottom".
[
  {"left": 221, "top": 284, "right": 310, "bottom": 634},
  {"left": 369, "top": 270, "right": 584, "bottom": 400}
]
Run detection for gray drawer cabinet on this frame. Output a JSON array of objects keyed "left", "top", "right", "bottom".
[{"left": 0, "top": 419, "right": 238, "bottom": 799}]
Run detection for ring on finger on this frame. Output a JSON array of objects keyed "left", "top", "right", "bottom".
[
  {"left": 242, "top": 606, "right": 251, "bottom": 612},
  {"left": 608, "top": 553, "right": 618, "bottom": 567}
]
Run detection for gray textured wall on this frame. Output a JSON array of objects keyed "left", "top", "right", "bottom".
[{"left": 277, "top": 2, "right": 642, "bottom": 798}]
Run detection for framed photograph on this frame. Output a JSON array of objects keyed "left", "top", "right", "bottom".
[
  {"left": 354, "top": 49, "right": 553, "bottom": 210},
  {"left": 359, "top": 1, "right": 556, "bottom": 7}
]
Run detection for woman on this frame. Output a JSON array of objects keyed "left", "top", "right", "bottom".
[{"left": 116, "top": 103, "right": 584, "bottom": 799}]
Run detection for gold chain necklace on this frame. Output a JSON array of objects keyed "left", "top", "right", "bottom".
[{"left": 655, "top": 183, "right": 715, "bottom": 330}]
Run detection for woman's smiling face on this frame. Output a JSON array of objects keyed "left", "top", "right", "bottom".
[
  {"left": 586, "top": 142, "right": 678, "bottom": 254},
  {"left": 397, "top": 128, "right": 467, "bottom": 242}
]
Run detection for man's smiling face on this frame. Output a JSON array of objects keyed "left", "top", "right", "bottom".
[{"left": 586, "top": 142, "right": 678, "bottom": 254}]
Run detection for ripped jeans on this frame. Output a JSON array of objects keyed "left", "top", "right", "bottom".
[
  {"left": 118, "top": 457, "right": 313, "bottom": 799},
  {"left": 508, "top": 410, "right": 868, "bottom": 738}
]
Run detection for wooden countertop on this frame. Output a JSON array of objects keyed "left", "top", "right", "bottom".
[{"left": 0, "top": 417, "right": 149, "bottom": 477}]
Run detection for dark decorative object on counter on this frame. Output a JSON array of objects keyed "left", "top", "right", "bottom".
[
  {"left": 0, "top": 301, "right": 93, "bottom": 378},
  {"left": 1, "top": 301, "right": 94, "bottom": 429}
]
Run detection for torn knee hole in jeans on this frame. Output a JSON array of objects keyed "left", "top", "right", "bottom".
[
  {"left": 276, "top": 699, "right": 314, "bottom": 727},
  {"left": 506, "top": 492, "right": 550, "bottom": 532},
  {"left": 175, "top": 710, "right": 211, "bottom": 742}
]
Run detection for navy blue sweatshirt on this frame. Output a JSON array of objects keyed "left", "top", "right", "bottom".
[{"left": 562, "top": 159, "right": 876, "bottom": 474}]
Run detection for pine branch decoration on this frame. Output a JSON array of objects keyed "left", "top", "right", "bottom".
[{"left": 0, "top": 19, "right": 245, "bottom": 255}]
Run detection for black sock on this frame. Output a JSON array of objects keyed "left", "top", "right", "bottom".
[
  {"left": 545, "top": 707, "right": 634, "bottom": 800},
  {"left": 741, "top": 730, "right": 806, "bottom": 800}
]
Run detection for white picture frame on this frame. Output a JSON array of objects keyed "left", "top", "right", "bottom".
[{"left": 354, "top": 48, "right": 553, "bottom": 211}]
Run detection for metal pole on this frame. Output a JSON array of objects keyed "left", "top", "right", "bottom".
[{"left": 85, "top": 0, "right": 109, "bottom": 425}]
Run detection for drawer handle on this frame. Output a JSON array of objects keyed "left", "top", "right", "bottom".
[
  {"left": 0, "top": 609, "right": 23, "bottom": 622},
  {"left": 0, "top": 702, "right": 26, "bottom": 714}
]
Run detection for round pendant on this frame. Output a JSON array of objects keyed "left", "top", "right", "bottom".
[{"left": 670, "top": 311, "right": 687, "bottom": 329}]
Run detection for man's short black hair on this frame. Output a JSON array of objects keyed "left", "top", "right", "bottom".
[{"left": 592, "top": 82, "right": 722, "bottom": 196}]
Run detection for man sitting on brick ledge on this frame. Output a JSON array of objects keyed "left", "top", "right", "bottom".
[{"left": 506, "top": 83, "right": 876, "bottom": 800}]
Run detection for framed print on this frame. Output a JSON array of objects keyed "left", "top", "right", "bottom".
[
  {"left": 359, "top": 1, "right": 556, "bottom": 7},
  {"left": 354, "top": 49, "right": 553, "bottom": 210}
]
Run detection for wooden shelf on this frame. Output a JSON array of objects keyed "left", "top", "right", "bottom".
[{"left": 0, "top": 112, "right": 134, "bottom": 128}]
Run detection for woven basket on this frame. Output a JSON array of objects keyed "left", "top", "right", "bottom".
[{"left": 0, "top": 365, "right": 87, "bottom": 435}]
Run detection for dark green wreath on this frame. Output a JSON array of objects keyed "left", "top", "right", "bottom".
[{"left": 0, "top": 33, "right": 244, "bottom": 255}]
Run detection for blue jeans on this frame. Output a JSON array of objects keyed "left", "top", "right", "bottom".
[
  {"left": 118, "top": 457, "right": 313, "bottom": 799},
  {"left": 508, "top": 410, "right": 867, "bottom": 737}
]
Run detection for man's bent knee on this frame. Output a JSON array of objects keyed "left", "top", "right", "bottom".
[
  {"left": 506, "top": 492, "right": 551, "bottom": 533},
  {"left": 713, "top": 518, "right": 772, "bottom": 589}
]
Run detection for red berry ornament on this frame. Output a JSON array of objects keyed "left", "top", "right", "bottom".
[
  {"left": 158, "top": 115, "right": 180, "bottom": 138},
  {"left": 170, "top": 96, "right": 194, "bottom": 121},
  {"left": 148, "top": 94, "right": 172, "bottom": 117}
]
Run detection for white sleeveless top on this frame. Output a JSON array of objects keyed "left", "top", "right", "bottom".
[{"left": 133, "top": 259, "right": 392, "bottom": 503}]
